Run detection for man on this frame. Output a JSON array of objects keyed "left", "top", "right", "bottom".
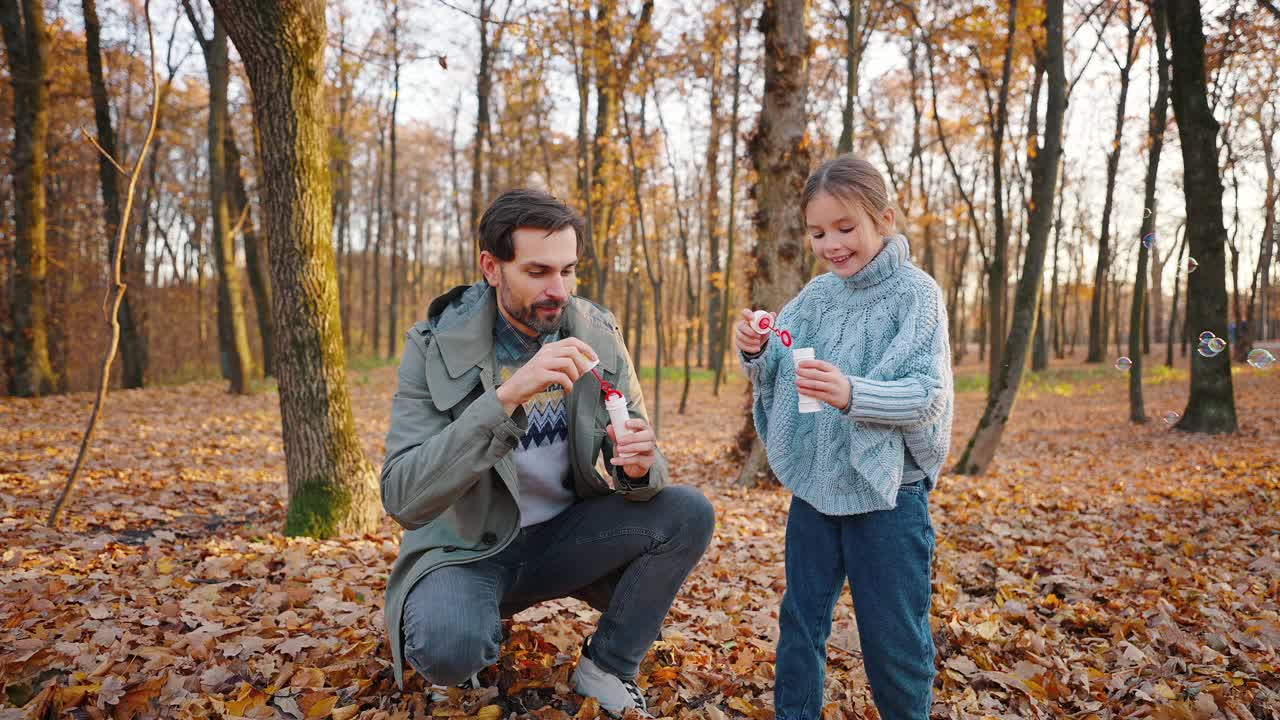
[{"left": 381, "top": 189, "right": 716, "bottom": 715}]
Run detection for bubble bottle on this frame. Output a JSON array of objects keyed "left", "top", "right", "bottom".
[
  {"left": 748, "top": 310, "right": 819, "bottom": 413},
  {"left": 582, "top": 356, "right": 637, "bottom": 458}
]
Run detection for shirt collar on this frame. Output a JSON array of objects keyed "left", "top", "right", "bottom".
[{"left": 494, "top": 307, "right": 557, "bottom": 357}]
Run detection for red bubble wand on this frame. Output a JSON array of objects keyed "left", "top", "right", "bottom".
[
  {"left": 584, "top": 362, "right": 623, "bottom": 400},
  {"left": 750, "top": 310, "right": 793, "bottom": 347}
]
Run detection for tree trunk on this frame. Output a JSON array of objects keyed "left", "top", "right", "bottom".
[
  {"left": 955, "top": 0, "right": 1065, "bottom": 475},
  {"left": 1, "top": 0, "right": 57, "bottom": 396},
  {"left": 624, "top": 94, "right": 663, "bottom": 435},
  {"left": 1167, "top": 0, "right": 1237, "bottom": 433},
  {"left": 1167, "top": 230, "right": 1185, "bottom": 367},
  {"left": 225, "top": 126, "right": 275, "bottom": 377},
  {"left": 186, "top": 3, "right": 255, "bottom": 393},
  {"left": 83, "top": 0, "right": 148, "bottom": 389},
  {"left": 836, "top": 0, "right": 861, "bottom": 153},
  {"left": 1087, "top": 1, "right": 1140, "bottom": 363},
  {"left": 1150, "top": 236, "right": 1168, "bottom": 343},
  {"left": 371, "top": 122, "right": 386, "bottom": 356},
  {"left": 736, "top": 0, "right": 811, "bottom": 486},
  {"left": 985, "top": 0, "right": 1018, "bottom": 384},
  {"left": 1032, "top": 288, "right": 1048, "bottom": 371},
  {"left": 1027, "top": 64, "right": 1048, "bottom": 374},
  {"left": 387, "top": 2, "right": 402, "bottom": 360},
  {"left": 469, "top": 0, "right": 493, "bottom": 269},
  {"left": 654, "top": 99, "right": 697, "bottom": 416},
  {"left": 1246, "top": 119, "right": 1276, "bottom": 349},
  {"left": 713, "top": 2, "right": 745, "bottom": 397},
  {"left": 212, "top": 0, "right": 380, "bottom": 537},
  {"left": 704, "top": 45, "right": 724, "bottom": 383},
  {"left": 1051, "top": 165, "right": 1066, "bottom": 359},
  {"left": 1129, "top": 0, "right": 1169, "bottom": 423}
]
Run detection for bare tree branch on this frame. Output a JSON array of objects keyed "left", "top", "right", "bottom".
[{"left": 49, "top": 0, "right": 162, "bottom": 529}]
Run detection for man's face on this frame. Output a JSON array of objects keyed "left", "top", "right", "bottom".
[{"left": 483, "top": 225, "right": 579, "bottom": 335}]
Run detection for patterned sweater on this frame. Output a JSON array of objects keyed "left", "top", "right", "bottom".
[
  {"left": 741, "top": 236, "right": 954, "bottom": 516},
  {"left": 494, "top": 312, "right": 575, "bottom": 527}
]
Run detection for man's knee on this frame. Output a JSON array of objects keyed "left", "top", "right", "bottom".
[
  {"left": 656, "top": 485, "right": 716, "bottom": 552},
  {"left": 404, "top": 618, "right": 501, "bottom": 687}
]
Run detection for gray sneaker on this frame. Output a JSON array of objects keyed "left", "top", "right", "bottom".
[
  {"left": 571, "top": 638, "right": 649, "bottom": 716},
  {"left": 428, "top": 673, "right": 481, "bottom": 702}
]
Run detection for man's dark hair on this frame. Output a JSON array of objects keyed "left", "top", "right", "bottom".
[{"left": 478, "top": 189, "right": 588, "bottom": 262}]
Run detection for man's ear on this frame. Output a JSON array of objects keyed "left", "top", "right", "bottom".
[{"left": 479, "top": 250, "right": 501, "bottom": 287}]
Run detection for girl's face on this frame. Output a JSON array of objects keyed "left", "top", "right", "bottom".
[{"left": 805, "top": 190, "right": 896, "bottom": 278}]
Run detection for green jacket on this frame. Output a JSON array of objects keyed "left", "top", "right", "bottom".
[{"left": 380, "top": 281, "right": 667, "bottom": 688}]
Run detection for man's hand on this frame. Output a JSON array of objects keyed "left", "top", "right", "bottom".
[
  {"left": 607, "top": 417, "right": 657, "bottom": 479},
  {"left": 735, "top": 308, "right": 770, "bottom": 356},
  {"left": 496, "top": 338, "right": 598, "bottom": 415},
  {"left": 795, "top": 359, "right": 852, "bottom": 410}
]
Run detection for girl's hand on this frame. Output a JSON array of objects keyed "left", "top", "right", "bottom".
[
  {"left": 795, "top": 359, "right": 852, "bottom": 410},
  {"left": 736, "top": 309, "right": 769, "bottom": 356}
]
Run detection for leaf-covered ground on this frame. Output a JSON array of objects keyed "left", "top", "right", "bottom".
[{"left": 2, "top": 357, "right": 1278, "bottom": 719}]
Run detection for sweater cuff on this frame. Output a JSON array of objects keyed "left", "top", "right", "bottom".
[{"left": 845, "top": 375, "right": 929, "bottom": 425}]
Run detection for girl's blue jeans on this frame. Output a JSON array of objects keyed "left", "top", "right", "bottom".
[{"left": 775, "top": 486, "right": 936, "bottom": 720}]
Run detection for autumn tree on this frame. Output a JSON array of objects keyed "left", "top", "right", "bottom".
[
  {"left": 736, "top": 0, "right": 812, "bottom": 486},
  {"left": 956, "top": 0, "right": 1067, "bottom": 475},
  {"left": 386, "top": 0, "right": 403, "bottom": 360},
  {"left": 713, "top": 0, "right": 747, "bottom": 396},
  {"left": 225, "top": 126, "right": 275, "bottom": 377},
  {"left": 1, "top": 0, "right": 56, "bottom": 396},
  {"left": 183, "top": 0, "right": 255, "bottom": 394},
  {"left": 210, "top": 0, "right": 381, "bottom": 536},
  {"left": 1129, "top": 0, "right": 1170, "bottom": 423},
  {"left": 1167, "top": 0, "right": 1237, "bottom": 433},
  {"left": 82, "top": 0, "right": 149, "bottom": 389},
  {"left": 1086, "top": 0, "right": 1143, "bottom": 364},
  {"left": 577, "top": 0, "right": 655, "bottom": 302}
]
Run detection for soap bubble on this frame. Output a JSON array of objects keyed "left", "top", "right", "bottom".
[
  {"left": 1247, "top": 348, "right": 1276, "bottom": 369},
  {"left": 1186, "top": 257, "right": 1199, "bottom": 273},
  {"left": 1143, "top": 208, "right": 1153, "bottom": 219},
  {"left": 1198, "top": 331, "right": 1216, "bottom": 343},
  {"left": 1115, "top": 356, "right": 1133, "bottom": 371},
  {"left": 1207, "top": 337, "right": 1226, "bottom": 353},
  {"left": 1198, "top": 344, "right": 1220, "bottom": 358},
  {"left": 1163, "top": 411, "right": 1180, "bottom": 425},
  {"left": 1141, "top": 232, "right": 1156, "bottom": 249}
]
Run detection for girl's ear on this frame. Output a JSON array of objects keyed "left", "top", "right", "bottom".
[{"left": 879, "top": 206, "right": 897, "bottom": 235}]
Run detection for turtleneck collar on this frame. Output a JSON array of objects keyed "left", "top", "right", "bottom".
[{"left": 843, "top": 234, "right": 908, "bottom": 290}]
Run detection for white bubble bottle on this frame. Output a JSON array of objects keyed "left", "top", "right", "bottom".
[
  {"left": 791, "top": 347, "right": 821, "bottom": 413},
  {"left": 605, "top": 392, "right": 637, "bottom": 457}
]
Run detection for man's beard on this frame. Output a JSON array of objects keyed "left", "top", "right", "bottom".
[{"left": 500, "top": 282, "right": 567, "bottom": 335}]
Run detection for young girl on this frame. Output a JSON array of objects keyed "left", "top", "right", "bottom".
[{"left": 737, "top": 154, "right": 953, "bottom": 720}]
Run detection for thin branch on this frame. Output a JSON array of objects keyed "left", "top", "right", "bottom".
[
  {"left": 79, "top": 125, "right": 128, "bottom": 175},
  {"left": 179, "top": 0, "right": 208, "bottom": 50},
  {"left": 229, "top": 198, "right": 251, "bottom": 239},
  {"left": 48, "top": 0, "right": 161, "bottom": 529},
  {"left": 431, "top": 0, "right": 525, "bottom": 27}
]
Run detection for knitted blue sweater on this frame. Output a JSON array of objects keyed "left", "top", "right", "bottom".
[{"left": 741, "top": 236, "right": 954, "bottom": 516}]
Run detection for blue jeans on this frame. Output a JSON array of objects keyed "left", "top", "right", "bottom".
[
  {"left": 775, "top": 486, "right": 936, "bottom": 720},
  {"left": 401, "top": 486, "right": 715, "bottom": 686}
]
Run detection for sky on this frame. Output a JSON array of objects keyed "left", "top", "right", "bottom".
[
  {"left": 89, "top": 0, "right": 1274, "bottom": 289},
  {"left": 400, "top": 0, "right": 1270, "bottom": 276}
]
